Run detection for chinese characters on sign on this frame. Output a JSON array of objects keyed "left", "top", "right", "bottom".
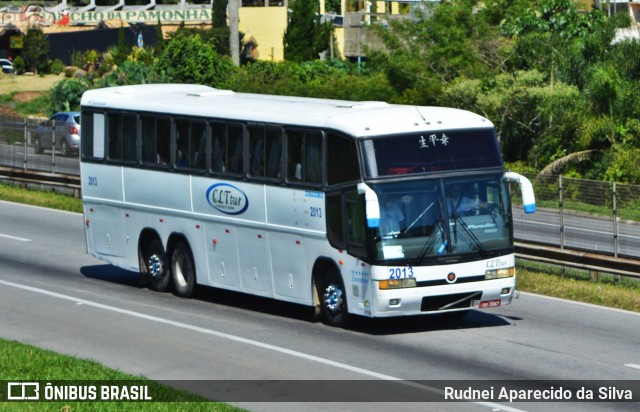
[{"left": 419, "top": 133, "right": 449, "bottom": 149}]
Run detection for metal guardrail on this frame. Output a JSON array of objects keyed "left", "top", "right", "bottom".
[
  {"left": 514, "top": 241, "right": 640, "bottom": 279},
  {"left": 0, "top": 166, "right": 80, "bottom": 197}
]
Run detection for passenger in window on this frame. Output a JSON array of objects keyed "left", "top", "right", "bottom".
[
  {"left": 177, "top": 150, "right": 189, "bottom": 168},
  {"left": 448, "top": 185, "right": 486, "bottom": 216},
  {"left": 157, "top": 153, "right": 167, "bottom": 166},
  {"left": 380, "top": 195, "right": 405, "bottom": 237}
]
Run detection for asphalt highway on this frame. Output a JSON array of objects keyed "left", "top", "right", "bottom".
[{"left": 1, "top": 200, "right": 639, "bottom": 412}]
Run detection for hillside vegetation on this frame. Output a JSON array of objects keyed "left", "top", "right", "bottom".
[{"left": 7, "top": 1, "right": 640, "bottom": 184}]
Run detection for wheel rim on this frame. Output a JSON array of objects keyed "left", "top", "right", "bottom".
[
  {"left": 324, "top": 282, "right": 344, "bottom": 315},
  {"left": 148, "top": 254, "right": 164, "bottom": 277}
]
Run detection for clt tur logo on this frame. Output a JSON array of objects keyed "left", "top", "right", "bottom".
[{"left": 206, "top": 183, "right": 249, "bottom": 215}]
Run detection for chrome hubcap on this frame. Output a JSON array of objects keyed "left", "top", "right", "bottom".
[
  {"left": 324, "top": 283, "right": 343, "bottom": 314},
  {"left": 148, "top": 254, "right": 163, "bottom": 277}
]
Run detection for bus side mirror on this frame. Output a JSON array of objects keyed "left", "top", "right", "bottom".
[
  {"left": 357, "top": 183, "right": 380, "bottom": 228},
  {"left": 504, "top": 172, "right": 536, "bottom": 214}
]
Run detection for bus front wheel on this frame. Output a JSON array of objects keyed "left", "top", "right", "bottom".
[
  {"left": 143, "top": 238, "right": 171, "bottom": 292},
  {"left": 171, "top": 241, "right": 196, "bottom": 298},
  {"left": 319, "top": 269, "right": 349, "bottom": 328}
]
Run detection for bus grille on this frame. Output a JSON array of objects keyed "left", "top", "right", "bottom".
[{"left": 421, "top": 291, "right": 482, "bottom": 312}]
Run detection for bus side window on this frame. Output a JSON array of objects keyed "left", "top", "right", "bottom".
[
  {"left": 175, "top": 119, "right": 191, "bottom": 168},
  {"left": 227, "top": 125, "right": 244, "bottom": 175},
  {"left": 211, "top": 122, "right": 225, "bottom": 173},
  {"left": 174, "top": 119, "right": 206, "bottom": 170},
  {"left": 327, "top": 133, "right": 359, "bottom": 185},
  {"left": 107, "top": 113, "right": 136, "bottom": 163},
  {"left": 81, "top": 111, "right": 100, "bottom": 159},
  {"left": 249, "top": 126, "right": 282, "bottom": 179},
  {"left": 286, "top": 129, "right": 323, "bottom": 185},
  {"left": 141, "top": 116, "right": 170, "bottom": 167},
  {"left": 192, "top": 122, "right": 207, "bottom": 170},
  {"left": 211, "top": 122, "right": 244, "bottom": 176}
]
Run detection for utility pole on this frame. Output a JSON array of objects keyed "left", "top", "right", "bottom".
[{"left": 229, "top": 0, "right": 240, "bottom": 66}]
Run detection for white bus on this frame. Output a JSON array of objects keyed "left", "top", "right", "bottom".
[{"left": 80, "top": 84, "right": 535, "bottom": 327}]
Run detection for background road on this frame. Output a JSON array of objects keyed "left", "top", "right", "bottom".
[
  {"left": 513, "top": 208, "right": 640, "bottom": 258},
  {"left": 1, "top": 200, "right": 639, "bottom": 411}
]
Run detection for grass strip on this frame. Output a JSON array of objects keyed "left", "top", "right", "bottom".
[
  {"left": 0, "top": 182, "right": 82, "bottom": 213},
  {"left": 517, "top": 264, "right": 640, "bottom": 313},
  {"left": 0, "top": 339, "right": 245, "bottom": 411}
]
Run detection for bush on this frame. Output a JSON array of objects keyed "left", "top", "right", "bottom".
[
  {"left": 12, "top": 56, "right": 25, "bottom": 74},
  {"left": 51, "top": 59, "right": 64, "bottom": 75},
  {"left": 49, "top": 78, "right": 90, "bottom": 113}
]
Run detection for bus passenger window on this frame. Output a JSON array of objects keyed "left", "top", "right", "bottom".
[
  {"left": 81, "top": 111, "right": 97, "bottom": 159},
  {"left": 327, "top": 133, "right": 359, "bottom": 185},
  {"left": 286, "top": 130, "right": 322, "bottom": 185},
  {"left": 211, "top": 122, "right": 244, "bottom": 175},
  {"left": 107, "top": 113, "right": 136, "bottom": 163},
  {"left": 175, "top": 120, "right": 190, "bottom": 168},
  {"left": 249, "top": 126, "right": 282, "bottom": 179},
  {"left": 191, "top": 122, "right": 206, "bottom": 170},
  {"left": 141, "top": 116, "right": 170, "bottom": 168}
]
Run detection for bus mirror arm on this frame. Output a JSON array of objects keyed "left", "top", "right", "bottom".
[
  {"left": 505, "top": 172, "right": 536, "bottom": 214},
  {"left": 357, "top": 183, "right": 381, "bottom": 228}
]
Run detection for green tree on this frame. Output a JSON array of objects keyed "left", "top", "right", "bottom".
[
  {"left": 111, "top": 24, "right": 131, "bottom": 66},
  {"left": 154, "top": 33, "right": 235, "bottom": 87},
  {"left": 155, "top": 19, "right": 166, "bottom": 56},
  {"left": 441, "top": 70, "right": 586, "bottom": 168},
  {"left": 49, "top": 78, "right": 91, "bottom": 113},
  {"left": 283, "top": 0, "right": 331, "bottom": 62},
  {"left": 212, "top": 0, "right": 227, "bottom": 27},
  {"left": 22, "top": 28, "right": 50, "bottom": 74},
  {"left": 210, "top": 0, "right": 231, "bottom": 56}
]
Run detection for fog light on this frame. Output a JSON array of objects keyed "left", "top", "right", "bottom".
[
  {"left": 501, "top": 288, "right": 511, "bottom": 295},
  {"left": 389, "top": 299, "right": 400, "bottom": 306}
]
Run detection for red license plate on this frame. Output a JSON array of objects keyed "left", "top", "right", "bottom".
[{"left": 479, "top": 299, "right": 501, "bottom": 308}]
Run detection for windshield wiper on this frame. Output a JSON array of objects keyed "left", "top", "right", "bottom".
[
  {"left": 404, "top": 200, "right": 435, "bottom": 233},
  {"left": 452, "top": 215, "right": 487, "bottom": 258},
  {"left": 414, "top": 197, "right": 448, "bottom": 264},
  {"left": 414, "top": 218, "right": 444, "bottom": 264}
]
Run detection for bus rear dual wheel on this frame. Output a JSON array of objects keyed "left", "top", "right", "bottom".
[{"left": 141, "top": 239, "right": 196, "bottom": 298}]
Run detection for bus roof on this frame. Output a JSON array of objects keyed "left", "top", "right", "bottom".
[{"left": 80, "top": 84, "right": 493, "bottom": 137}]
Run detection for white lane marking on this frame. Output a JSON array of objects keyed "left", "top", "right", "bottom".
[
  {"left": 0, "top": 233, "right": 32, "bottom": 242},
  {"left": 624, "top": 364, "right": 640, "bottom": 371},
  {"left": 0, "top": 279, "right": 524, "bottom": 412}
]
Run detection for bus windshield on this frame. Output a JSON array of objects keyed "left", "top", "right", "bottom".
[{"left": 371, "top": 174, "right": 513, "bottom": 264}]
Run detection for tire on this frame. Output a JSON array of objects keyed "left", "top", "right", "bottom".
[
  {"left": 141, "top": 238, "right": 171, "bottom": 292},
  {"left": 34, "top": 136, "right": 43, "bottom": 154},
  {"left": 318, "top": 268, "right": 349, "bottom": 327},
  {"left": 171, "top": 240, "right": 196, "bottom": 298}
]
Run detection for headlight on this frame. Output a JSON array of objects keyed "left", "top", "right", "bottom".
[
  {"left": 378, "top": 278, "right": 417, "bottom": 290},
  {"left": 485, "top": 267, "right": 515, "bottom": 279}
]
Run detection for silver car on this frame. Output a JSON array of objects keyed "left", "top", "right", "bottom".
[
  {"left": 33, "top": 112, "right": 81, "bottom": 156},
  {"left": 0, "top": 58, "right": 13, "bottom": 74}
]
